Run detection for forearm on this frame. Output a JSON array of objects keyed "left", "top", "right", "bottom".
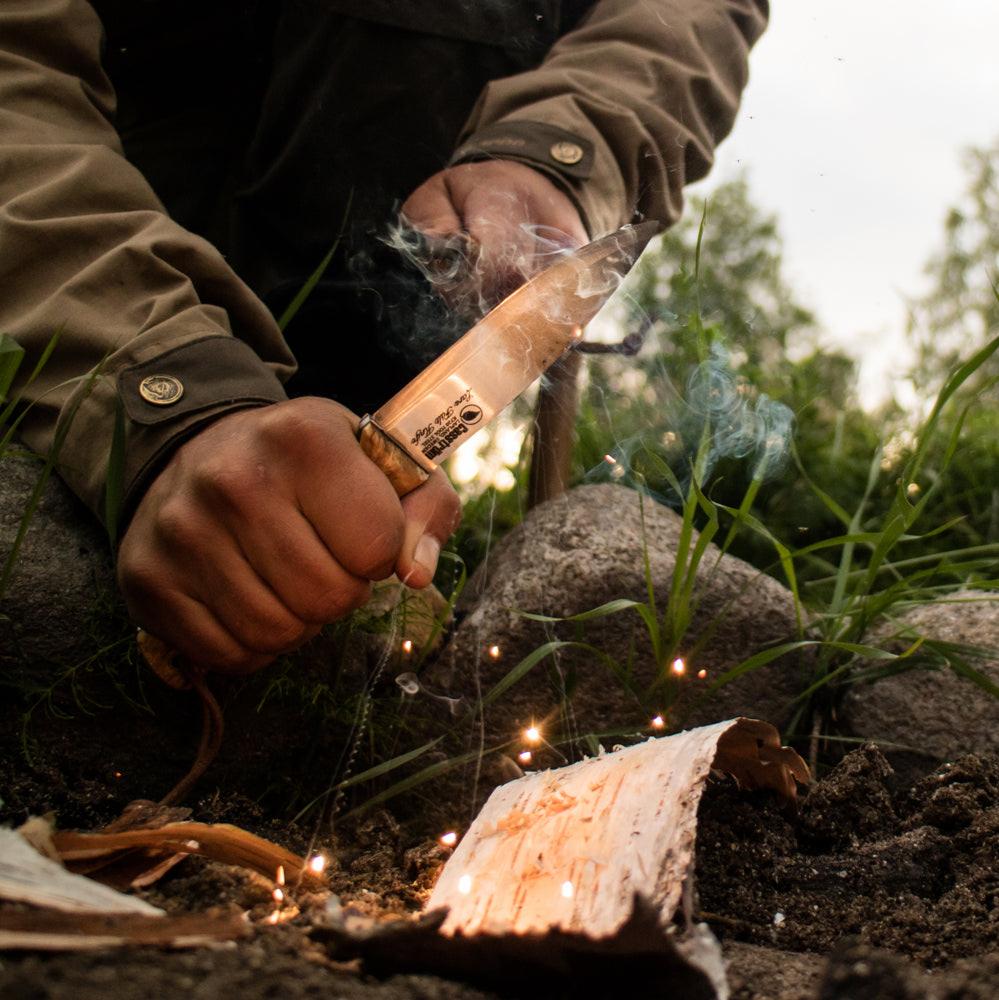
[
  {"left": 0, "top": 0, "right": 295, "bottom": 524},
  {"left": 452, "top": 0, "right": 769, "bottom": 236}
]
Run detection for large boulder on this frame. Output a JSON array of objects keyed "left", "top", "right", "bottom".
[
  {"left": 427, "top": 484, "right": 807, "bottom": 752},
  {"left": 0, "top": 455, "right": 119, "bottom": 682},
  {"left": 841, "top": 590, "right": 999, "bottom": 773}
]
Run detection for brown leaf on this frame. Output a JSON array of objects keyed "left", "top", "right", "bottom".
[
  {"left": 0, "top": 907, "right": 249, "bottom": 951},
  {"left": 52, "top": 822, "right": 325, "bottom": 888}
]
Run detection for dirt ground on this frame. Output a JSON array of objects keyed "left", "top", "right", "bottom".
[{"left": 2, "top": 684, "right": 998, "bottom": 999}]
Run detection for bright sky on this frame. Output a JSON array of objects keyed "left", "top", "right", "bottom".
[{"left": 687, "top": 0, "right": 999, "bottom": 407}]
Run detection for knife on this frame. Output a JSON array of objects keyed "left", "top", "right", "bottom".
[{"left": 357, "top": 221, "right": 659, "bottom": 495}]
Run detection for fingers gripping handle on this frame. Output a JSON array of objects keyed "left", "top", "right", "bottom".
[{"left": 357, "top": 415, "right": 433, "bottom": 497}]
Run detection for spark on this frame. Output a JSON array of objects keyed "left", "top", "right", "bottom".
[
  {"left": 458, "top": 874, "right": 473, "bottom": 895},
  {"left": 266, "top": 910, "right": 281, "bottom": 925},
  {"left": 671, "top": 657, "right": 686, "bottom": 676},
  {"left": 488, "top": 644, "right": 501, "bottom": 659},
  {"left": 401, "top": 638, "right": 413, "bottom": 654},
  {"left": 650, "top": 715, "right": 665, "bottom": 730},
  {"left": 273, "top": 887, "right": 284, "bottom": 904},
  {"left": 308, "top": 854, "right": 327, "bottom": 875},
  {"left": 603, "top": 453, "right": 617, "bottom": 464},
  {"left": 524, "top": 725, "right": 542, "bottom": 744},
  {"left": 561, "top": 880, "right": 574, "bottom": 899},
  {"left": 697, "top": 668, "right": 707, "bottom": 680},
  {"left": 572, "top": 325, "right": 584, "bottom": 340},
  {"left": 113, "top": 770, "right": 123, "bottom": 779},
  {"left": 518, "top": 750, "right": 533, "bottom": 765},
  {"left": 276, "top": 865, "right": 286, "bottom": 886},
  {"left": 440, "top": 831, "right": 458, "bottom": 848}
]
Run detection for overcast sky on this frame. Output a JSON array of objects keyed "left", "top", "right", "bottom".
[{"left": 686, "top": 1, "right": 999, "bottom": 407}]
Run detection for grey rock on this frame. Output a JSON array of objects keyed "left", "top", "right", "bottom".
[
  {"left": 842, "top": 590, "right": 999, "bottom": 770},
  {"left": 0, "top": 455, "right": 118, "bottom": 680},
  {"left": 429, "top": 483, "right": 806, "bottom": 752}
]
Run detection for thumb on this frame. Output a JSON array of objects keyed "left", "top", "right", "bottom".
[{"left": 395, "top": 469, "right": 462, "bottom": 589}]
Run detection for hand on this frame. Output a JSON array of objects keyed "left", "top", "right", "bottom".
[
  {"left": 402, "top": 160, "right": 588, "bottom": 309},
  {"left": 117, "top": 398, "right": 461, "bottom": 675}
]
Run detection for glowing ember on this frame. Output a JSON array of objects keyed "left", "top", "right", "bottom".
[
  {"left": 273, "top": 887, "right": 284, "bottom": 904},
  {"left": 650, "top": 715, "right": 665, "bottom": 730},
  {"left": 488, "top": 644, "right": 501, "bottom": 659},
  {"left": 266, "top": 910, "right": 281, "bottom": 925},
  {"left": 276, "top": 865, "right": 285, "bottom": 886},
  {"left": 671, "top": 657, "right": 686, "bottom": 676},
  {"left": 524, "top": 725, "right": 541, "bottom": 744},
  {"left": 697, "top": 668, "right": 707, "bottom": 679},
  {"left": 440, "top": 831, "right": 458, "bottom": 848},
  {"left": 458, "top": 874, "right": 473, "bottom": 895},
  {"left": 308, "top": 854, "right": 326, "bottom": 875},
  {"left": 113, "top": 771, "right": 123, "bottom": 779},
  {"left": 518, "top": 750, "right": 533, "bottom": 765},
  {"left": 401, "top": 638, "right": 413, "bottom": 654},
  {"left": 561, "top": 880, "right": 574, "bottom": 899}
]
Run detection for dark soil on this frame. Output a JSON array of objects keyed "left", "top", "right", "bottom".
[
  {"left": 695, "top": 746, "right": 999, "bottom": 998},
  {"left": 2, "top": 678, "right": 998, "bottom": 1000}
]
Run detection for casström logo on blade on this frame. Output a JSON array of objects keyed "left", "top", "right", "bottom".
[{"left": 460, "top": 404, "right": 483, "bottom": 425}]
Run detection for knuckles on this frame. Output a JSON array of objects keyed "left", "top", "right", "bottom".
[{"left": 294, "top": 580, "right": 372, "bottom": 625}]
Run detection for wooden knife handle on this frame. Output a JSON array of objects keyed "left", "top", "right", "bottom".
[{"left": 357, "top": 415, "right": 432, "bottom": 497}]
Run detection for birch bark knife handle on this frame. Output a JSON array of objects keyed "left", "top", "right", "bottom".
[{"left": 357, "top": 415, "right": 432, "bottom": 497}]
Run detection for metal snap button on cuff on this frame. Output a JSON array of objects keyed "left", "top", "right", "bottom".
[
  {"left": 550, "top": 141, "right": 584, "bottom": 166},
  {"left": 139, "top": 374, "right": 184, "bottom": 406}
]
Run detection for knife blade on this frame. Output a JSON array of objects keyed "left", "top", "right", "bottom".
[{"left": 358, "top": 221, "right": 659, "bottom": 495}]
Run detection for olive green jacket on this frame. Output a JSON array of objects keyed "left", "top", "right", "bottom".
[{"left": 0, "top": 0, "right": 767, "bottom": 524}]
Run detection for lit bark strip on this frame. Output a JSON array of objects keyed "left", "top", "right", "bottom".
[{"left": 427, "top": 718, "right": 808, "bottom": 938}]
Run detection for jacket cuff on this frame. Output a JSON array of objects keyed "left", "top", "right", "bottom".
[
  {"left": 116, "top": 335, "right": 288, "bottom": 524},
  {"left": 450, "top": 120, "right": 596, "bottom": 236}
]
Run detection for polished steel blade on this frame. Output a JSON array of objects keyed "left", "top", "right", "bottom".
[{"left": 372, "top": 221, "right": 659, "bottom": 469}]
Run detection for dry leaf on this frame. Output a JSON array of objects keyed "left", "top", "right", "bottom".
[
  {"left": 0, "top": 830, "right": 162, "bottom": 916},
  {"left": 52, "top": 822, "right": 324, "bottom": 887},
  {"left": 0, "top": 907, "right": 249, "bottom": 951}
]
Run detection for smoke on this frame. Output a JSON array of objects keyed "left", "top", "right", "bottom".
[
  {"left": 349, "top": 215, "right": 581, "bottom": 370},
  {"left": 395, "top": 670, "right": 467, "bottom": 717},
  {"left": 590, "top": 340, "right": 795, "bottom": 501}
]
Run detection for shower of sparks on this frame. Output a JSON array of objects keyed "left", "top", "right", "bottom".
[
  {"left": 488, "top": 644, "right": 501, "bottom": 659},
  {"left": 650, "top": 715, "right": 665, "bottom": 730},
  {"left": 308, "top": 854, "right": 326, "bottom": 875},
  {"left": 458, "top": 874, "right": 473, "bottom": 895},
  {"left": 561, "top": 880, "right": 574, "bottom": 899},
  {"left": 440, "top": 831, "right": 458, "bottom": 848},
  {"left": 518, "top": 750, "right": 533, "bottom": 765},
  {"left": 524, "top": 725, "right": 541, "bottom": 744},
  {"left": 671, "top": 657, "right": 686, "bottom": 676},
  {"left": 697, "top": 668, "right": 707, "bottom": 679},
  {"left": 401, "top": 638, "right": 413, "bottom": 654}
]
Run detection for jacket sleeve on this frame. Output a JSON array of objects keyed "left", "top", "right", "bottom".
[
  {"left": 450, "top": 0, "right": 769, "bottom": 237},
  {"left": 0, "top": 0, "right": 297, "bottom": 526}
]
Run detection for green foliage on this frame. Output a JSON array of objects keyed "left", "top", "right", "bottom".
[{"left": 909, "top": 137, "right": 999, "bottom": 390}]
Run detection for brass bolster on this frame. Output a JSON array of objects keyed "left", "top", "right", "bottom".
[{"left": 357, "top": 416, "right": 433, "bottom": 497}]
